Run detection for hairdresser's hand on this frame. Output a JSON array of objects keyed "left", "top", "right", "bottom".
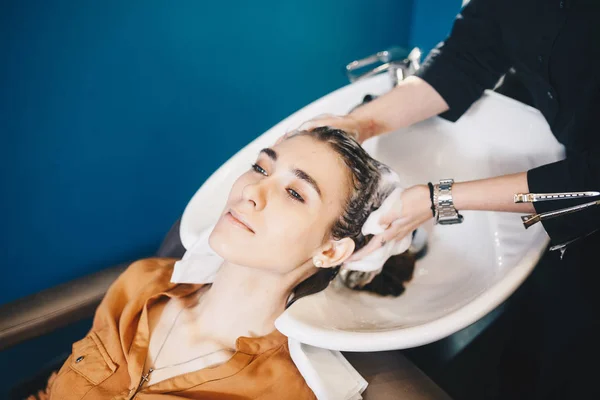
[
  {"left": 275, "top": 114, "right": 373, "bottom": 144},
  {"left": 347, "top": 184, "right": 433, "bottom": 262}
]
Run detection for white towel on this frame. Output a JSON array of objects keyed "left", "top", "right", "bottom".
[
  {"left": 343, "top": 187, "right": 412, "bottom": 273},
  {"left": 170, "top": 225, "right": 222, "bottom": 284},
  {"left": 288, "top": 338, "right": 368, "bottom": 400},
  {"left": 342, "top": 166, "right": 415, "bottom": 273}
]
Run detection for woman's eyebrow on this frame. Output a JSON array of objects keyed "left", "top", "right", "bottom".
[
  {"left": 259, "top": 147, "right": 321, "bottom": 197},
  {"left": 260, "top": 148, "right": 277, "bottom": 161},
  {"left": 293, "top": 168, "right": 322, "bottom": 198}
]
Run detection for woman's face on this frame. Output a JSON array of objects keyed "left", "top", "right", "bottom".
[{"left": 209, "top": 134, "right": 352, "bottom": 274}]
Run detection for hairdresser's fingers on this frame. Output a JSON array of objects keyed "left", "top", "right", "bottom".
[
  {"left": 348, "top": 220, "right": 408, "bottom": 261},
  {"left": 379, "top": 189, "right": 411, "bottom": 227},
  {"left": 380, "top": 185, "right": 433, "bottom": 228},
  {"left": 298, "top": 114, "right": 364, "bottom": 142},
  {"left": 346, "top": 239, "right": 380, "bottom": 262},
  {"left": 276, "top": 114, "right": 371, "bottom": 144},
  {"left": 378, "top": 203, "right": 404, "bottom": 229},
  {"left": 347, "top": 237, "right": 388, "bottom": 262},
  {"left": 351, "top": 216, "right": 424, "bottom": 262},
  {"left": 274, "top": 115, "right": 342, "bottom": 145}
]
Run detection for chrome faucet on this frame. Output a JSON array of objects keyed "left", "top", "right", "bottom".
[{"left": 345, "top": 46, "right": 422, "bottom": 86}]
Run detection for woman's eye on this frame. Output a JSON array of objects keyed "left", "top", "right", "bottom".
[
  {"left": 287, "top": 189, "right": 304, "bottom": 203},
  {"left": 251, "top": 163, "right": 267, "bottom": 176}
]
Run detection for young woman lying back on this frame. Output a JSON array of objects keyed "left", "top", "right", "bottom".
[{"left": 29, "top": 127, "right": 415, "bottom": 400}]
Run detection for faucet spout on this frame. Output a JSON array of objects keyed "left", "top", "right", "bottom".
[{"left": 345, "top": 46, "right": 422, "bottom": 86}]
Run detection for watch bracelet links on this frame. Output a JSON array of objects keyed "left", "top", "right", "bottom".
[{"left": 432, "top": 179, "right": 463, "bottom": 225}]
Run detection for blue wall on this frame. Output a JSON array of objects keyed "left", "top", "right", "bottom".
[
  {"left": 0, "top": 0, "right": 413, "bottom": 305},
  {"left": 409, "top": 0, "right": 463, "bottom": 54}
]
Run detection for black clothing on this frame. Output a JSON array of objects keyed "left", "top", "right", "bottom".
[
  {"left": 413, "top": 1, "right": 600, "bottom": 399},
  {"left": 416, "top": 0, "right": 600, "bottom": 247}
]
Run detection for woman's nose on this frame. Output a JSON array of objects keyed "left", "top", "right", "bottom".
[{"left": 241, "top": 180, "right": 267, "bottom": 210}]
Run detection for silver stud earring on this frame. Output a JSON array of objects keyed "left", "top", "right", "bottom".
[{"left": 313, "top": 258, "right": 323, "bottom": 268}]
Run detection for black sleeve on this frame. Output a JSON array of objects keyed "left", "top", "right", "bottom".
[
  {"left": 415, "top": 0, "right": 511, "bottom": 121},
  {"left": 527, "top": 87, "right": 600, "bottom": 245}
]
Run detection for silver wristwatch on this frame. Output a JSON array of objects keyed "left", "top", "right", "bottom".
[{"left": 433, "top": 179, "right": 464, "bottom": 225}]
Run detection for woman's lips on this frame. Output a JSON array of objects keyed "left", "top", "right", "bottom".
[{"left": 225, "top": 210, "right": 255, "bottom": 233}]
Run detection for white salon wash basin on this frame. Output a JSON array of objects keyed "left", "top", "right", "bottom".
[{"left": 181, "top": 74, "right": 564, "bottom": 352}]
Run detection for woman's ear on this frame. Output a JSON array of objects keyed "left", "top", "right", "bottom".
[{"left": 314, "top": 238, "right": 355, "bottom": 269}]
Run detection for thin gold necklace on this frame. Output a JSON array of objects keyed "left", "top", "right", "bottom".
[{"left": 138, "top": 301, "right": 230, "bottom": 388}]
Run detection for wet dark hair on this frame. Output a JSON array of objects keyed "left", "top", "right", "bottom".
[{"left": 286, "top": 127, "right": 415, "bottom": 307}]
